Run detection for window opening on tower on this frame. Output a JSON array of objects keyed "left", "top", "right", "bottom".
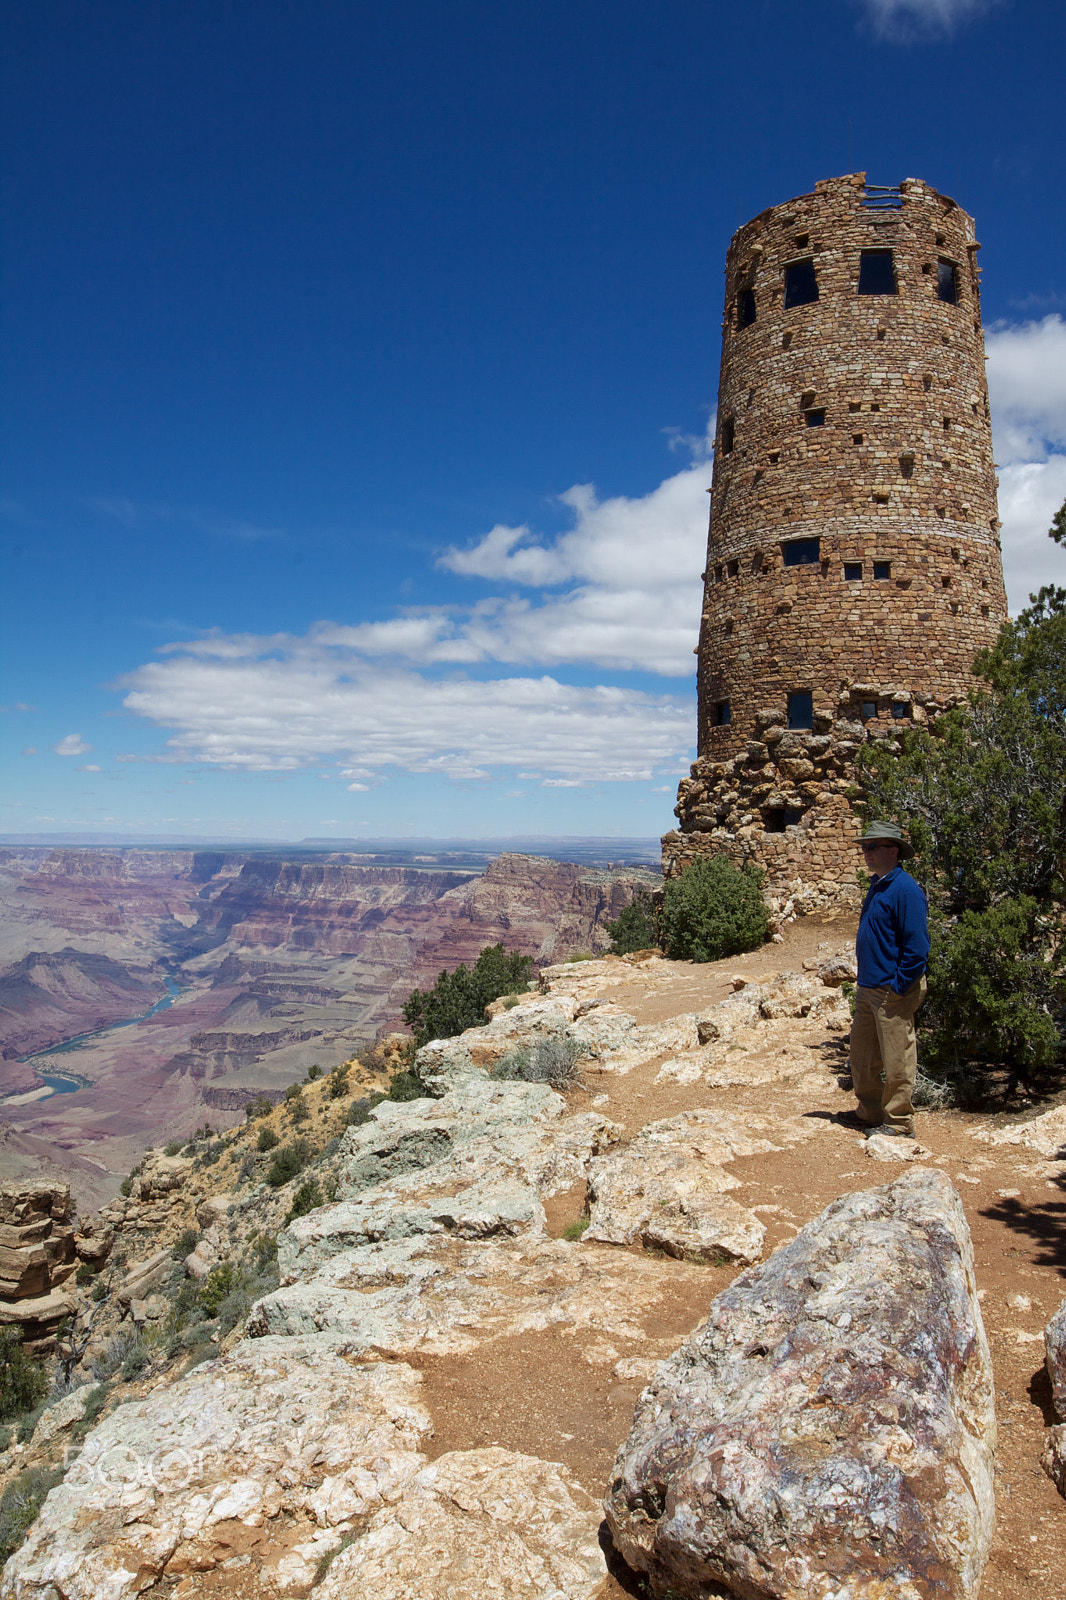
[
  {"left": 937, "top": 261, "right": 959, "bottom": 304},
  {"left": 844, "top": 563, "right": 863, "bottom": 581},
  {"left": 804, "top": 408, "right": 826, "bottom": 427},
  {"left": 784, "top": 259, "right": 818, "bottom": 308},
  {"left": 858, "top": 251, "right": 898, "bottom": 295},
  {"left": 738, "top": 289, "right": 756, "bottom": 328},
  {"left": 714, "top": 700, "right": 732, "bottom": 726},
  {"left": 873, "top": 561, "right": 891, "bottom": 580},
  {"left": 721, "top": 417, "right": 735, "bottom": 454},
  {"left": 861, "top": 700, "right": 878, "bottom": 720},
  {"left": 783, "top": 538, "right": 820, "bottom": 566},
  {"left": 787, "top": 691, "right": 814, "bottom": 730}
]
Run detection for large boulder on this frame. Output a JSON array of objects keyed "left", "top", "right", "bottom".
[
  {"left": 605, "top": 1168, "right": 996, "bottom": 1600},
  {"left": 1042, "top": 1297, "right": 1066, "bottom": 1498}
]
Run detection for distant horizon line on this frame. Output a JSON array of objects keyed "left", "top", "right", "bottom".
[{"left": 0, "top": 830, "right": 663, "bottom": 851}]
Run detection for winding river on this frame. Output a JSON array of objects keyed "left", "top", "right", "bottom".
[{"left": 7, "top": 975, "right": 183, "bottom": 1101}]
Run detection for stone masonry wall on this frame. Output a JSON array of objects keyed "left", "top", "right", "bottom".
[{"left": 665, "top": 173, "right": 1008, "bottom": 910}]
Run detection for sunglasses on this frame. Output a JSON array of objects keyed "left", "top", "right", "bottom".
[{"left": 860, "top": 840, "right": 896, "bottom": 851}]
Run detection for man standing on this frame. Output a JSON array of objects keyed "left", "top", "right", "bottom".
[{"left": 847, "top": 820, "right": 929, "bottom": 1138}]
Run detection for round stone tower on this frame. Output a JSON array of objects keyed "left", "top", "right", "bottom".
[{"left": 663, "top": 173, "right": 1008, "bottom": 910}]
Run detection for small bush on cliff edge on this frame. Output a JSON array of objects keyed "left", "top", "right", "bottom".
[
  {"left": 402, "top": 944, "right": 536, "bottom": 1048},
  {"left": 660, "top": 856, "right": 768, "bottom": 964},
  {"left": 0, "top": 1328, "right": 47, "bottom": 1423},
  {"left": 605, "top": 890, "right": 660, "bottom": 955}
]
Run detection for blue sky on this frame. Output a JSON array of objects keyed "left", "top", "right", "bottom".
[{"left": 3, "top": 0, "right": 1065, "bottom": 842}]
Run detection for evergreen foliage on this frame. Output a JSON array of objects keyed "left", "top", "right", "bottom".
[
  {"left": 489, "top": 1034, "right": 586, "bottom": 1087},
  {"left": 0, "top": 1328, "right": 47, "bottom": 1423},
  {"left": 402, "top": 943, "right": 536, "bottom": 1047},
  {"left": 859, "top": 513, "right": 1066, "bottom": 1104},
  {"left": 660, "top": 855, "right": 768, "bottom": 963},
  {"left": 265, "top": 1139, "right": 311, "bottom": 1187},
  {"left": 605, "top": 890, "right": 660, "bottom": 954}
]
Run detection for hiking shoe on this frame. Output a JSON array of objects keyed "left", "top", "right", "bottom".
[{"left": 866, "top": 1124, "right": 914, "bottom": 1139}]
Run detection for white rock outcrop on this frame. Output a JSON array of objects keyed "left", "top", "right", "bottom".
[
  {"left": 605, "top": 1168, "right": 996, "bottom": 1600},
  {"left": 314, "top": 1447, "right": 607, "bottom": 1599},
  {"left": 1, "top": 1338, "right": 432, "bottom": 1598},
  {"left": 1043, "top": 1296, "right": 1066, "bottom": 1498}
]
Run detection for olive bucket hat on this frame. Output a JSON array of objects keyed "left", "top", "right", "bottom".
[{"left": 859, "top": 820, "right": 915, "bottom": 861}]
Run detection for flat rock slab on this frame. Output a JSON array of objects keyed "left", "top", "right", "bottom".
[
  {"left": 314, "top": 1448, "right": 607, "bottom": 1599},
  {"left": 585, "top": 1110, "right": 811, "bottom": 1265},
  {"left": 605, "top": 1168, "right": 996, "bottom": 1600},
  {"left": 974, "top": 1104, "right": 1066, "bottom": 1159},
  {"left": 0, "top": 1337, "right": 432, "bottom": 1599}
]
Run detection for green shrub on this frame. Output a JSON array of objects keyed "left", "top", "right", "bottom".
[
  {"left": 244, "top": 1096, "right": 274, "bottom": 1120},
  {"left": 284, "top": 1083, "right": 303, "bottom": 1104},
  {"left": 605, "top": 890, "right": 661, "bottom": 955},
  {"left": 328, "top": 1065, "right": 351, "bottom": 1099},
  {"left": 76, "top": 1261, "right": 95, "bottom": 1285},
  {"left": 562, "top": 1217, "right": 590, "bottom": 1241},
  {"left": 661, "top": 856, "right": 768, "bottom": 963},
  {"left": 199, "top": 1262, "right": 239, "bottom": 1318},
  {"left": 402, "top": 944, "right": 536, "bottom": 1048},
  {"left": 265, "top": 1140, "right": 311, "bottom": 1188},
  {"left": 172, "top": 1228, "right": 200, "bottom": 1261},
  {"left": 163, "top": 1140, "right": 183, "bottom": 1156},
  {"left": 305, "top": 1064, "right": 322, "bottom": 1082},
  {"left": 490, "top": 1034, "right": 586, "bottom": 1088},
  {"left": 119, "top": 1341, "right": 152, "bottom": 1381},
  {"left": 286, "top": 1178, "right": 323, "bottom": 1223},
  {"left": 71, "top": 1383, "right": 109, "bottom": 1440},
  {"left": 344, "top": 1092, "right": 385, "bottom": 1127},
  {"left": 0, "top": 1465, "right": 68, "bottom": 1565},
  {"left": 119, "top": 1173, "right": 135, "bottom": 1197},
  {"left": 387, "top": 1068, "right": 428, "bottom": 1102},
  {"left": 0, "top": 1328, "right": 48, "bottom": 1423},
  {"left": 90, "top": 1330, "right": 140, "bottom": 1382},
  {"left": 257, "top": 1126, "right": 280, "bottom": 1153},
  {"left": 289, "top": 1097, "right": 310, "bottom": 1124}
]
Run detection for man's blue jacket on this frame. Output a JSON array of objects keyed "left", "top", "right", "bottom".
[{"left": 856, "top": 866, "right": 930, "bottom": 995}]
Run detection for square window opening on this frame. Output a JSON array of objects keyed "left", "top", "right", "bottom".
[
  {"left": 794, "top": 233, "right": 809, "bottom": 249},
  {"left": 804, "top": 408, "right": 826, "bottom": 427},
  {"left": 848, "top": 401, "right": 862, "bottom": 413},
  {"left": 937, "top": 260, "right": 958, "bottom": 304},
  {"left": 941, "top": 576, "right": 951, "bottom": 588},
  {"left": 787, "top": 690, "right": 814, "bottom": 730},
  {"left": 714, "top": 700, "right": 732, "bottom": 726},
  {"left": 943, "top": 416, "right": 952, "bottom": 430},
  {"left": 727, "top": 559, "right": 739, "bottom": 577},
  {"left": 852, "top": 434, "right": 864, "bottom": 445},
  {"left": 783, "top": 538, "right": 820, "bottom": 566},
  {"left": 844, "top": 562, "right": 863, "bottom": 581},
  {"left": 858, "top": 250, "right": 898, "bottom": 295},
  {"left": 765, "top": 809, "right": 786, "bottom": 834},
  {"left": 891, "top": 703, "right": 910, "bottom": 720},
  {"left": 870, "top": 402, "right": 881, "bottom": 412},
  {"left": 873, "top": 561, "right": 891, "bottom": 580},
  {"left": 861, "top": 700, "right": 878, "bottom": 721},
  {"left": 768, "top": 451, "right": 780, "bottom": 464},
  {"left": 784, "top": 259, "right": 818, "bottom": 309},
  {"left": 721, "top": 417, "right": 735, "bottom": 454},
  {"left": 899, "top": 454, "right": 915, "bottom": 478},
  {"left": 738, "top": 289, "right": 757, "bottom": 328}
]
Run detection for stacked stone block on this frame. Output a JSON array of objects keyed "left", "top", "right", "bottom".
[
  {"left": 0, "top": 1182, "right": 78, "bottom": 1353},
  {"left": 664, "top": 174, "right": 1008, "bottom": 908}
]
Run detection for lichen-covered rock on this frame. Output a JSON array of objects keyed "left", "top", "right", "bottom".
[
  {"left": 1043, "top": 1426, "right": 1066, "bottom": 1499},
  {"left": 1046, "top": 1297, "right": 1066, "bottom": 1421},
  {"left": 974, "top": 1104, "right": 1066, "bottom": 1159},
  {"left": 314, "top": 1448, "right": 606, "bottom": 1599},
  {"left": 605, "top": 1168, "right": 996, "bottom": 1600},
  {"left": 584, "top": 1110, "right": 807, "bottom": 1265},
  {"left": 0, "top": 1337, "right": 431, "bottom": 1598}
]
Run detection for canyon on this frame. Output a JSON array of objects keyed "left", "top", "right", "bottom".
[{"left": 0, "top": 846, "right": 656, "bottom": 1203}]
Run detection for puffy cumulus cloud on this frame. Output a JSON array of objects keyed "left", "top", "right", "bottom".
[
  {"left": 854, "top": 0, "right": 995, "bottom": 37},
  {"left": 987, "top": 315, "right": 1066, "bottom": 607},
  {"left": 120, "top": 651, "right": 693, "bottom": 782},
  {"left": 986, "top": 315, "right": 1066, "bottom": 463},
  {"left": 53, "top": 734, "right": 92, "bottom": 757}
]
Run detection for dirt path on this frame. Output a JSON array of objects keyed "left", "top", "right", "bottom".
[{"left": 414, "top": 918, "right": 1066, "bottom": 1599}]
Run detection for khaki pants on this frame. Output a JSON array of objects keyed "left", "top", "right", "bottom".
[{"left": 849, "top": 977, "right": 926, "bottom": 1134}]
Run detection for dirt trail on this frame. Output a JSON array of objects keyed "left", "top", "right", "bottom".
[{"left": 416, "top": 916, "right": 1066, "bottom": 1600}]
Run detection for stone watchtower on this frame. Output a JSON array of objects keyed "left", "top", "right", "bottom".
[{"left": 662, "top": 173, "right": 1008, "bottom": 911}]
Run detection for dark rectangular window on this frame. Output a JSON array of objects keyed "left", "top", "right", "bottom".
[
  {"left": 714, "top": 700, "right": 731, "bottom": 726},
  {"left": 937, "top": 260, "right": 959, "bottom": 304},
  {"left": 784, "top": 259, "right": 818, "bottom": 308},
  {"left": 738, "top": 289, "right": 756, "bottom": 328},
  {"left": 787, "top": 691, "right": 813, "bottom": 729},
  {"left": 765, "top": 808, "right": 786, "bottom": 834},
  {"left": 783, "top": 538, "right": 820, "bottom": 566},
  {"left": 804, "top": 408, "right": 826, "bottom": 427},
  {"left": 858, "top": 250, "right": 898, "bottom": 295},
  {"left": 861, "top": 700, "right": 878, "bottom": 720},
  {"left": 727, "top": 559, "right": 739, "bottom": 577},
  {"left": 844, "top": 562, "right": 862, "bottom": 581},
  {"left": 873, "top": 561, "right": 891, "bottom": 580},
  {"left": 721, "top": 417, "right": 735, "bottom": 454},
  {"left": 891, "top": 702, "right": 909, "bottom": 720}
]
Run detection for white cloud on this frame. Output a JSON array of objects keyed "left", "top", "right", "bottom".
[
  {"left": 121, "top": 654, "right": 693, "bottom": 782},
  {"left": 986, "top": 315, "right": 1066, "bottom": 463},
  {"left": 53, "top": 734, "right": 92, "bottom": 757},
  {"left": 78, "top": 764, "right": 102, "bottom": 772},
  {"left": 996, "top": 459, "right": 1066, "bottom": 608},
  {"left": 854, "top": 0, "right": 994, "bottom": 38}
]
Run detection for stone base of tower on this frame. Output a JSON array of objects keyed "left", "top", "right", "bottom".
[{"left": 662, "top": 715, "right": 886, "bottom": 917}]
